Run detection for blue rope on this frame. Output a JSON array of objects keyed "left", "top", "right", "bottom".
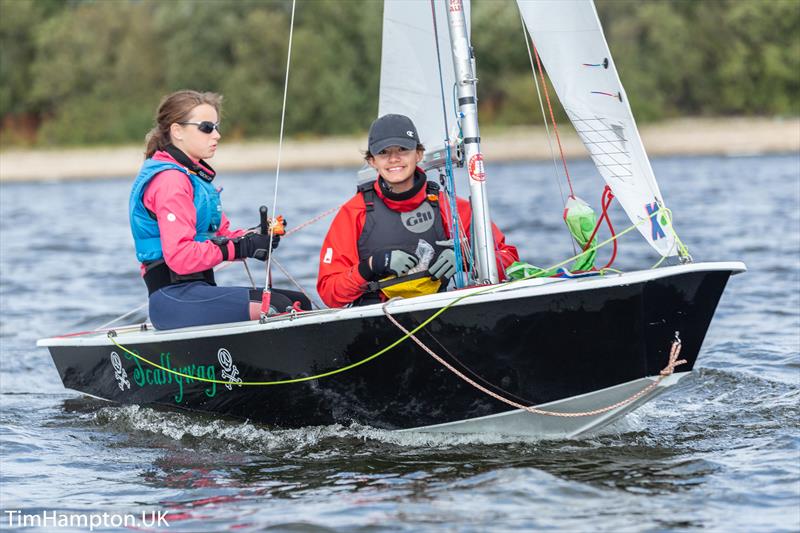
[{"left": 430, "top": 0, "right": 466, "bottom": 288}]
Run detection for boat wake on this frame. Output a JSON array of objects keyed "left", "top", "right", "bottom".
[
  {"left": 79, "top": 364, "right": 797, "bottom": 455},
  {"left": 85, "top": 401, "right": 663, "bottom": 454},
  {"left": 91, "top": 404, "right": 559, "bottom": 451}
]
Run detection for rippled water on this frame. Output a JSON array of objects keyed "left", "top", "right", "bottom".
[{"left": 1, "top": 154, "right": 798, "bottom": 532}]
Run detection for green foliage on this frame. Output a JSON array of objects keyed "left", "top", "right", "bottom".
[
  {"left": 0, "top": 0, "right": 797, "bottom": 148},
  {"left": 596, "top": 0, "right": 800, "bottom": 118}
]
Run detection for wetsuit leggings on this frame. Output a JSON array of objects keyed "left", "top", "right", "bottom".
[{"left": 148, "top": 281, "right": 311, "bottom": 330}]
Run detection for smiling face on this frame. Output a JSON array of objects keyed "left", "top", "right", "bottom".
[
  {"left": 169, "top": 103, "right": 221, "bottom": 161},
  {"left": 367, "top": 146, "right": 423, "bottom": 193}
]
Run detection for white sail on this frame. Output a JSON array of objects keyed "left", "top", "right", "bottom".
[
  {"left": 378, "top": 0, "right": 470, "bottom": 151},
  {"left": 517, "top": 0, "right": 678, "bottom": 257}
]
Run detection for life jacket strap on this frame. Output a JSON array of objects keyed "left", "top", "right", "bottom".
[
  {"left": 358, "top": 182, "right": 376, "bottom": 212},
  {"left": 425, "top": 181, "right": 440, "bottom": 208}
]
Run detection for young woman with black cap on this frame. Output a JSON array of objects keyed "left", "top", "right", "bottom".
[
  {"left": 317, "top": 114, "right": 519, "bottom": 308},
  {"left": 130, "top": 90, "right": 309, "bottom": 329}
]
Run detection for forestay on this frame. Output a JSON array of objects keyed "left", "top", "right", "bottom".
[
  {"left": 517, "top": 0, "right": 678, "bottom": 257},
  {"left": 378, "top": 0, "right": 470, "bottom": 152}
]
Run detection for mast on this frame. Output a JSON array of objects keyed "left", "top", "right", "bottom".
[{"left": 445, "top": 0, "right": 499, "bottom": 284}]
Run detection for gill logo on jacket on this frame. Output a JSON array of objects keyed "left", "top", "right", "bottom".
[{"left": 400, "top": 202, "right": 436, "bottom": 234}]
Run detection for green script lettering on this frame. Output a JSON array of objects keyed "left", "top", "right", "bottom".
[
  {"left": 198, "top": 366, "right": 216, "bottom": 398},
  {"left": 120, "top": 350, "right": 219, "bottom": 404},
  {"left": 125, "top": 351, "right": 146, "bottom": 387}
]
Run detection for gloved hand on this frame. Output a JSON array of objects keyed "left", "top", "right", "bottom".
[
  {"left": 429, "top": 248, "right": 457, "bottom": 281},
  {"left": 233, "top": 232, "right": 280, "bottom": 261},
  {"left": 369, "top": 249, "right": 418, "bottom": 279}
]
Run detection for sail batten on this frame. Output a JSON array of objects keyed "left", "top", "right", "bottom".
[{"left": 517, "top": 0, "right": 678, "bottom": 257}]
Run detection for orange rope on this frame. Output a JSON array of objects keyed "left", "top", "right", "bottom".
[
  {"left": 532, "top": 42, "right": 575, "bottom": 198},
  {"left": 284, "top": 205, "right": 340, "bottom": 237},
  {"left": 382, "top": 298, "right": 687, "bottom": 418}
]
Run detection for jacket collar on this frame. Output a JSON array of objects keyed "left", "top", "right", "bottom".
[
  {"left": 154, "top": 144, "right": 216, "bottom": 182},
  {"left": 373, "top": 168, "right": 429, "bottom": 213}
]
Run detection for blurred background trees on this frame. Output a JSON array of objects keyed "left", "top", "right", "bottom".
[{"left": 0, "top": 0, "right": 797, "bottom": 147}]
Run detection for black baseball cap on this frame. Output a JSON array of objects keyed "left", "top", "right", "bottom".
[{"left": 368, "top": 114, "right": 420, "bottom": 154}]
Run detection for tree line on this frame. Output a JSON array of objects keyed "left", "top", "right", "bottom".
[{"left": 1, "top": 0, "right": 797, "bottom": 147}]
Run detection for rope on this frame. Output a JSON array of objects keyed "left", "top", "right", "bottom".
[
  {"left": 95, "top": 302, "right": 148, "bottom": 331},
  {"left": 382, "top": 297, "right": 687, "bottom": 418},
  {"left": 262, "top": 0, "right": 297, "bottom": 316},
  {"left": 581, "top": 185, "right": 618, "bottom": 271},
  {"left": 104, "top": 207, "right": 679, "bottom": 388},
  {"left": 271, "top": 257, "right": 323, "bottom": 310},
  {"left": 519, "top": 12, "right": 569, "bottom": 221},
  {"left": 92, "top": 204, "right": 336, "bottom": 334},
  {"left": 109, "top": 324, "right": 402, "bottom": 387},
  {"left": 439, "top": 185, "right": 475, "bottom": 279},
  {"left": 531, "top": 41, "right": 575, "bottom": 198},
  {"left": 429, "top": 0, "right": 466, "bottom": 289},
  {"left": 284, "top": 205, "right": 339, "bottom": 237},
  {"left": 533, "top": 205, "right": 669, "bottom": 277}
]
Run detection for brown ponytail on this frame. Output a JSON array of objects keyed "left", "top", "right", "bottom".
[{"left": 144, "top": 90, "right": 222, "bottom": 158}]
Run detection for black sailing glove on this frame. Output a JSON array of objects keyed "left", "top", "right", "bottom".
[
  {"left": 233, "top": 233, "right": 280, "bottom": 261},
  {"left": 363, "top": 249, "right": 418, "bottom": 280}
]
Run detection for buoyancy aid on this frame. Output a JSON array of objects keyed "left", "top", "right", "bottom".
[
  {"left": 356, "top": 178, "right": 449, "bottom": 303},
  {"left": 130, "top": 161, "right": 222, "bottom": 262},
  {"left": 129, "top": 152, "right": 223, "bottom": 294}
]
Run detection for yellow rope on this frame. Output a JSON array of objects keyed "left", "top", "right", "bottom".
[{"left": 109, "top": 206, "right": 686, "bottom": 387}]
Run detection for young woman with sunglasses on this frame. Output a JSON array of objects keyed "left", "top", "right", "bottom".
[{"left": 130, "top": 90, "right": 309, "bottom": 330}]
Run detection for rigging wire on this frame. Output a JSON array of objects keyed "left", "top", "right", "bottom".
[
  {"left": 531, "top": 41, "right": 575, "bottom": 199},
  {"left": 519, "top": 13, "right": 578, "bottom": 257},
  {"left": 271, "top": 257, "right": 323, "bottom": 310},
  {"left": 96, "top": 302, "right": 148, "bottom": 331},
  {"left": 429, "top": 0, "right": 466, "bottom": 289},
  {"left": 94, "top": 204, "right": 674, "bottom": 343},
  {"left": 94, "top": 204, "right": 336, "bottom": 332},
  {"left": 440, "top": 186, "right": 475, "bottom": 277},
  {"left": 519, "top": 12, "right": 567, "bottom": 209},
  {"left": 105, "top": 203, "right": 678, "bottom": 390},
  {"left": 262, "top": 0, "right": 297, "bottom": 318}
]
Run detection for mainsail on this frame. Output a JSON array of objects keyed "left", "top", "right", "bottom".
[
  {"left": 517, "top": 0, "right": 679, "bottom": 257},
  {"left": 378, "top": 0, "right": 469, "bottom": 151}
]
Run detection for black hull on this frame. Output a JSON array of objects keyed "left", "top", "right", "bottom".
[{"left": 43, "top": 266, "right": 736, "bottom": 431}]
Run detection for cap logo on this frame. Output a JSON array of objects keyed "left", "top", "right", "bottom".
[{"left": 406, "top": 131, "right": 414, "bottom": 137}]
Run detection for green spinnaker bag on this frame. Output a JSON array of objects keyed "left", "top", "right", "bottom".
[
  {"left": 505, "top": 261, "right": 552, "bottom": 280},
  {"left": 563, "top": 196, "right": 597, "bottom": 271},
  {"left": 505, "top": 196, "right": 598, "bottom": 280}
]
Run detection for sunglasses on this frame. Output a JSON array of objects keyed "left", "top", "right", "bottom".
[{"left": 178, "top": 121, "right": 220, "bottom": 134}]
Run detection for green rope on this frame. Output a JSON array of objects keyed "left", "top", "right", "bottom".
[
  {"left": 508, "top": 206, "right": 682, "bottom": 282},
  {"left": 109, "top": 206, "right": 685, "bottom": 387}
]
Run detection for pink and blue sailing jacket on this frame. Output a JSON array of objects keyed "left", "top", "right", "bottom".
[{"left": 129, "top": 150, "right": 244, "bottom": 276}]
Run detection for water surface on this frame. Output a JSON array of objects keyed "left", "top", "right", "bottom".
[{"left": 1, "top": 154, "right": 798, "bottom": 531}]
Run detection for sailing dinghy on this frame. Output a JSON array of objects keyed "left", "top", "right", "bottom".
[{"left": 38, "top": 0, "right": 745, "bottom": 439}]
